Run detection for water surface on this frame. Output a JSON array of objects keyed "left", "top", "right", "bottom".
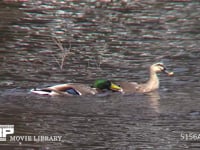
[{"left": 0, "top": 0, "right": 200, "bottom": 149}]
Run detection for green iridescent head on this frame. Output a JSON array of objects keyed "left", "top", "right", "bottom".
[{"left": 92, "top": 79, "right": 122, "bottom": 92}]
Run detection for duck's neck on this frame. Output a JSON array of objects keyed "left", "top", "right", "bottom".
[{"left": 145, "top": 70, "right": 159, "bottom": 92}]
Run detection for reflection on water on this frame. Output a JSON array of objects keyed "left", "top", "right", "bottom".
[
  {"left": 146, "top": 91, "right": 161, "bottom": 113},
  {"left": 1, "top": 0, "right": 200, "bottom": 149}
]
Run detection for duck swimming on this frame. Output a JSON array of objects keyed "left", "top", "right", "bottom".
[
  {"left": 31, "top": 79, "right": 123, "bottom": 96},
  {"left": 118, "top": 63, "right": 174, "bottom": 93}
]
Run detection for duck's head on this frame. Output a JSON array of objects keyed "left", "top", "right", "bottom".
[
  {"left": 150, "top": 62, "right": 174, "bottom": 76},
  {"left": 93, "top": 79, "right": 123, "bottom": 92}
]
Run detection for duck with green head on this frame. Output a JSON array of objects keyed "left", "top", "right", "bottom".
[{"left": 31, "top": 79, "right": 123, "bottom": 96}]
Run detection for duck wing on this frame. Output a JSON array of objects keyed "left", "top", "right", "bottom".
[
  {"left": 67, "top": 83, "right": 97, "bottom": 95},
  {"left": 31, "top": 83, "right": 97, "bottom": 96}
]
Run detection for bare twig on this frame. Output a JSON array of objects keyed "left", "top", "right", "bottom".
[{"left": 52, "top": 38, "right": 71, "bottom": 70}]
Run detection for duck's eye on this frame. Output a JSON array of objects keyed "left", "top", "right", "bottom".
[
  {"left": 156, "top": 63, "right": 163, "bottom": 67},
  {"left": 159, "top": 65, "right": 164, "bottom": 69},
  {"left": 158, "top": 66, "right": 165, "bottom": 71},
  {"left": 156, "top": 64, "right": 164, "bottom": 70}
]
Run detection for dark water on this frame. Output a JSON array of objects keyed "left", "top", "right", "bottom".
[{"left": 0, "top": 0, "right": 200, "bottom": 149}]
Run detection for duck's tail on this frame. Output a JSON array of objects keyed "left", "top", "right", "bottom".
[
  {"left": 30, "top": 87, "right": 81, "bottom": 96},
  {"left": 30, "top": 88, "right": 57, "bottom": 96}
]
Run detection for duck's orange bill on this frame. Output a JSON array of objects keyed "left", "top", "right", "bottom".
[{"left": 164, "top": 70, "right": 174, "bottom": 76}]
